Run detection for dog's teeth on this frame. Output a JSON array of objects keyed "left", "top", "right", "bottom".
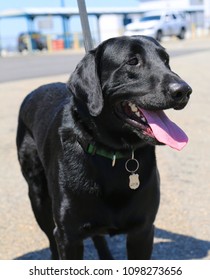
[
  {"left": 141, "top": 117, "right": 147, "bottom": 124},
  {"left": 135, "top": 111, "right": 140, "bottom": 117},
  {"left": 132, "top": 107, "right": 138, "bottom": 112},
  {"left": 128, "top": 102, "right": 138, "bottom": 112}
]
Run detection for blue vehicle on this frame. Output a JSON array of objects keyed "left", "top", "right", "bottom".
[{"left": 18, "top": 32, "right": 47, "bottom": 52}]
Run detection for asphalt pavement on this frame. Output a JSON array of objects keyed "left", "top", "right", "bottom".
[
  {"left": 0, "top": 51, "right": 84, "bottom": 83},
  {"left": 0, "top": 37, "right": 210, "bottom": 260}
]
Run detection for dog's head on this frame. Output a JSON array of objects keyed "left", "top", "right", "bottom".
[{"left": 67, "top": 36, "right": 192, "bottom": 150}]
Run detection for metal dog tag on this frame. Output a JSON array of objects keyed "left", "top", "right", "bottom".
[
  {"left": 129, "top": 173, "right": 140, "bottom": 190},
  {"left": 125, "top": 150, "right": 140, "bottom": 190}
]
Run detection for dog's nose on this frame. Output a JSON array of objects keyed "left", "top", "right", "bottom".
[{"left": 169, "top": 82, "right": 192, "bottom": 101}]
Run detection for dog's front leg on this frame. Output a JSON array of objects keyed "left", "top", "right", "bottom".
[
  {"left": 53, "top": 225, "right": 84, "bottom": 260},
  {"left": 126, "top": 225, "right": 154, "bottom": 260}
]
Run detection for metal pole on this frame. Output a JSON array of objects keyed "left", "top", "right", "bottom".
[
  {"left": 77, "top": 0, "right": 94, "bottom": 52},
  {"left": 96, "top": 15, "right": 101, "bottom": 45}
]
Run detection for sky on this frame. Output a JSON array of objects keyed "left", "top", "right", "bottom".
[{"left": 0, "top": 0, "right": 139, "bottom": 49}]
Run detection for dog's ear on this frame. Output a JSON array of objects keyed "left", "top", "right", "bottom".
[{"left": 67, "top": 51, "right": 103, "bottom": 116}]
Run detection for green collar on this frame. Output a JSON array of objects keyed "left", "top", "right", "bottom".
[{"left": 85, "top": 143, "right": 132, "bottom": 166}]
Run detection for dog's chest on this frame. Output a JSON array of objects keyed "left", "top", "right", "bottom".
[
  {"left": 63, "top": 150, "right": 159, "bottom": 235},
  {"left": 91, "top": 156, "right": 140, "bottom": 192},
  {"left": 87, "top": 151, "right": 154, "bottom": 191}
]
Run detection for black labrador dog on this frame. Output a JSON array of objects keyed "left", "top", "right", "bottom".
[{"left": 16, "top": 36, "right": 192, "bottom": 260}]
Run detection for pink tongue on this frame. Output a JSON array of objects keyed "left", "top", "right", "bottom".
[{"left": 140, "top": 109, "right": 188, "bottom": 151}]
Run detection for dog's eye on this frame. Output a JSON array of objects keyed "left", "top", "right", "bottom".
[
  {"left": 164, "top": 56, "right": 171, "bottom": 69},
  {"left": 158, "top": 50, "right": 170, "bottom": 66},
  {"left": 161, "top": 53, "right": 169, "bottom": 65},
  {"left": 164, "top": 56, "right": 169, "bottom": 65},
  {"left": 127, "top": 57, "right": 139, "bottom": 66}
]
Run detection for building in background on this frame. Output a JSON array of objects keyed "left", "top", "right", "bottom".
[
  {"left": 138, "top": 0, "right": 203, "bottom": 8},
  {"left": 0, "top": 0, "right": 209, "bottom": 53},
  {"left": 138, "top": 0, "right": 190, "bottom": 10},
  {"left": 204, "top": 0, "right": 210, "bottom": 27}
]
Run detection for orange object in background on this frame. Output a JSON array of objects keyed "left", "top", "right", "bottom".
[{"left": 52, "top": 39, "right": 64, "bottom": 50}]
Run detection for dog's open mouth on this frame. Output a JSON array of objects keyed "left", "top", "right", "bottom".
[
  {"left": 116, "top": 101, "right": 188, "bottom": 151},
  {"left": 118, "top": 101, "right": 154, "bottom": 136}
]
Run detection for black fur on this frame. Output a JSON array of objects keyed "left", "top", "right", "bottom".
[{"left": 16, "top": 36, "right": 191, "bottom": 259}]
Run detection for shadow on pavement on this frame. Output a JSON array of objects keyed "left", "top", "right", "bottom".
[
  {"left": 15, "top": 228, "right": 210, "bottom": 260},
  {"left": 153, "top": 228, "right": 210, "bottom": 260}
]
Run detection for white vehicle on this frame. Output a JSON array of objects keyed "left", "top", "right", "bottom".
[{"left": 124, "top": 11, "right": 187, "bottom": 41}]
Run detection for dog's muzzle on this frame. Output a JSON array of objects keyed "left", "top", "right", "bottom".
[{"left": 115, "top": 101, "right": 189, "bottom": 151}]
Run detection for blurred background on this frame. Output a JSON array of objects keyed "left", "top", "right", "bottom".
[
  {"left": 0, "top": 0, "right": 209, "bottom": 55},
  {"left": 0, "top": 0, "right": 210, "bottom": 260}
]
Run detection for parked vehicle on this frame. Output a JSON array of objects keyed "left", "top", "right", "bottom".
[
  {"left": 18, "top": 32, "right": 47, "bottom": 52},
  {"left": 124, "top": 11, "right": 187, "bottom": 41}
]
